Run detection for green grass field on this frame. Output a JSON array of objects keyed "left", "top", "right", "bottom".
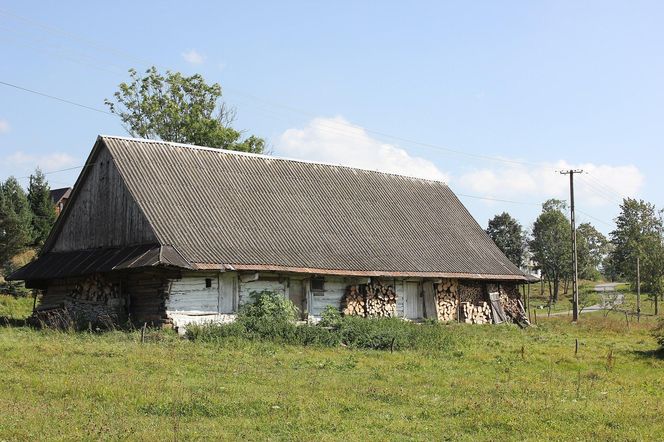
[{"left": 0, "top": 294, "right": 662, "bottom": 441}]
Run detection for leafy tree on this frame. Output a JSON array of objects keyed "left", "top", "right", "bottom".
[
  {"left": 609, "top": 198, "right": 664, "bottom": 314},
  {"left": 0, "top": 177, "right": 32, "bottom": 266},
  {"left": 105, "top": 67, "right": 265, "bottom": 153},
  {"left": 576, "top": 222, "right": 608, "bottom": 280},
  {"left": 529, "top": 199, "right": 571, "bottom": 303},
  {"left": 27, "top": 168, "right": 56, "bottom": 246},
  {"left": 486, "top": 212, "right": 525, "bottom": 267},
  {"left": 609, "top": 199, "right": 663, "bottom": 287}
]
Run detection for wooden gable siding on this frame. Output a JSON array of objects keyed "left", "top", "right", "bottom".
[{"left": 51, "top": 145, "right": 157, "bottom": 252}]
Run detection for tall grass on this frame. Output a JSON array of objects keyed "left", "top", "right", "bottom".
[{"left": 0, "top": 294, "right": 34, "bottom": 320}]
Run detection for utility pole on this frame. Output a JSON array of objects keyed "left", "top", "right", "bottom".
[
  {"left": 560, "top": 169, "right": 583, "bottom": 322},
  {"left": 637, "top": 255, "right": 641, "bottom": 322}
]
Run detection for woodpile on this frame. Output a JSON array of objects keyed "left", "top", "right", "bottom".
[
  {"left": 461, "top": 302, "right": 491, "bottom": 324},
  {"left": 459, "top": 281, "right": 484, "bottom": 304},
  {"left": 366, "top": 283, "right": 397, "bottom": 317},
  {"left": 342, "top": 281, "right": 397, "bottom": 317},
  {"left": 342, "top": 285, "right": 365, "bottom": 316},
  {"left": 500, "top": 291, "right": 528, "bottom": 325},
  {"left": 436, "top": 279, "right": 492, "bottom": 324},
  {"left": 70, "top": 274, "right": 120, "bottom": 303},
  {"left": 435, "top": 279, "right": 459, "bottom": 321}
]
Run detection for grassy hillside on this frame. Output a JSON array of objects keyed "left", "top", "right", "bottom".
[{"left": 0, "top": 296, "right": 661, "bottom": 441}]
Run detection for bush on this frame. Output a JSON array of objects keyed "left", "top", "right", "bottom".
[
  {"left": 319, "top": 305, "right": 343, "bottom": 328},
  {"left": 186, "top": 290, "right": 456, "bottom": 352},
  {"left": 653, "top": 318, "right": 664, "bottom": 349},
  {"left": 294, "top": 325, "right": 341, "bottom": 347},
  {"left": 239, "top": 290, "right": 299, "bottom": 323},
  {"left": 338, "top": 316, "right": 410, "bottom": 350},
  {"left": 186, "top": 290, "right": 301, "bottom": 344},
  {"left": 185, "top": 321, "right": 246, "bottom": 342}
]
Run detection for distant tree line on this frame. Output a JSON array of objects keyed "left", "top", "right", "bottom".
[
  {"left": 486, "top": 197, "right": 663, "bottom": 313},
  {"left": 0, "top": 169, "right": 56, "bottom": 294}
]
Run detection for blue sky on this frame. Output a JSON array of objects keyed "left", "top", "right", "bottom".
[{"left": 1, "top": 1, "right": 662, "bottom": 235}]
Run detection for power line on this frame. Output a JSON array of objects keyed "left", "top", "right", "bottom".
[
  {"left": 0, "top": 80, "right": 114, "bottom": 115},
  {"left": 0, "top": 8, "right": 150, "bottom": 66},
  {"left": 576, "top": 175, "right": 623, "bottom": 205},
  {"left": 453, "top": 191, "right": 541, "bottom": 206},
  {"left": 0, "top": 8, "right": 633, "bottom": 222},
  {"left": 16, "top": 164, "right": 92, "bottom": 180},
  {"left": 576, "top": 208, "right": 613, "bottom": 228},
  {"left": 0, "top": 8, "right": 552, "bottom": 169},
  {"left": 584, "top": 173, "right": 627, "bottom": 201}
]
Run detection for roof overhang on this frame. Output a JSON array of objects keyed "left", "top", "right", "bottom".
[{"left": 8, "top": 244, "right": 192, "bottom": 282}]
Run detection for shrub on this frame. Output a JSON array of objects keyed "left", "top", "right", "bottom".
[
  {"left": 294, "top": 324, "right": 341, "bottom": 347},
  {"left": 338, "top": 316, "right": 409, "bottom": 350},
  {"left": 185, "top": 321, "right": 246, "bottom": 342},
  {"left": 239, "top": 290, "right": 299, "bottom": 323},
  {"left": 187, "top": 290, "right": 301, "bottom": 343},
  {"left": 319, "top": 305, "right": 343, "bottom": 328},
  {"left": 186, "top": 290, "right": 456, "bottom": 352},
  {"left": 653, "top": 318, "right": 664, "bottom": 349}
]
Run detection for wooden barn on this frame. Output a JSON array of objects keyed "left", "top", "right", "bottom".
[{"left": 10, "top": 135, "right": 528, "bottom": 330}]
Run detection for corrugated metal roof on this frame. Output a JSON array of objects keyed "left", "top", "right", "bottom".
[
  {"left": 99, "top": 135, "right": 525, "bottom": 279},
  {"left": 9, "top": 244, "right": 191, "bottom": 281}
]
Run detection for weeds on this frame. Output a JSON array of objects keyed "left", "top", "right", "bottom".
[{"left": 186, "top": 291, "right": 457, "bottom": 351}]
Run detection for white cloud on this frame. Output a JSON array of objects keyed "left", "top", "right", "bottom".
[
  {"left": 181, "top": 49, "right": 205, "bottom": 65},
  {"left": 3, "top": 151, "right": 77, "bottom": 170},
  {"left": 0, "top": 119, "right": 9, "bottom": 134},
  {"left": 276, "top": 116, "right": 449, "bottom": 182},
  {"left": 456, "top": 160, "right": 643, "bottom": 207}
]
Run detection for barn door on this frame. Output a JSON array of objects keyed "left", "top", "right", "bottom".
[
  {"left": 404, "top": 281, "right": 423, "bottom": 319},
  {"left": 218, "top": 273, "right": 237, "bottom": 314},
  {"left": 289, "top": 279, "right": 307, "bottom": 320}
]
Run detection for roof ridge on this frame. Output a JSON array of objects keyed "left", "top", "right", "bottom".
[{"left": 99, "top": 134, "right": 450, "bottom": 186}]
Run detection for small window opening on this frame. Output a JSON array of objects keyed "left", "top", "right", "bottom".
[
  {"left": 310, "top": 277, "right": 325, "bottom": 292},
  {"left": 205, "top": 278, "right": 212, "bottom": 288}
]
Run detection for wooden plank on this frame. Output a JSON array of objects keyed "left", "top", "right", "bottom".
[
  {"left": 51, "top": 146, "right": 157, "bottom": 252},
  {"left": 422, "top": 281, "right": 436, "bottom": 319}
]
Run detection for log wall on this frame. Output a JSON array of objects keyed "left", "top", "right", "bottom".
[{"left": 35, "top": 269, "right": 174, "bottom": 327}]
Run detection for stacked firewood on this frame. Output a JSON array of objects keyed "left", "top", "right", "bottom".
[
  {"left": 342, "top": 281, "right": 397, "bottom": 317},
  {"left": 435, "top": 279, "right": 459, "bottom": 321},
  {"left": 500, "top": 292, "right": 526, "bottom": 323},
  {"left": 461, "top": 302, "right": 492, "bottom": 324},
  {"left": 71, "top": 274, "right": 119, "bottom": 303},
  {"left": 365, "top": 283, "right": 397, "bottom": 317},
  {"left": 342, "top": 285, "right": 366, "bottom": 316},
  {"left": 459, "top": 282, "right": 484, "bottom": 304}
]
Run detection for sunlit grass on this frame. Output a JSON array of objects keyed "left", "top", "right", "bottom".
[{"left": 0, "top": 313, "right": 662, "bottom": 440}]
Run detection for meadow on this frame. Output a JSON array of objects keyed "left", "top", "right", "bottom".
[{"left": 0, "top": 294, "right": 662, "bottom": 441}]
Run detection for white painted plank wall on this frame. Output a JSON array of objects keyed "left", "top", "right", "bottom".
[
  {"left": 394, "top": 280, "right": 405, "bottom": 317},
  {"left": 239, "top": 279, "right": 287, "bottom": 306},
  {"left": 309, "top": 277, "right": 347, "bottom": 317},
  {"left": 167, "top": 273, "right": 408, "bottom": 319},
  {"left": 167, "top": 272, "right": 219, "bottom": 314}
]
